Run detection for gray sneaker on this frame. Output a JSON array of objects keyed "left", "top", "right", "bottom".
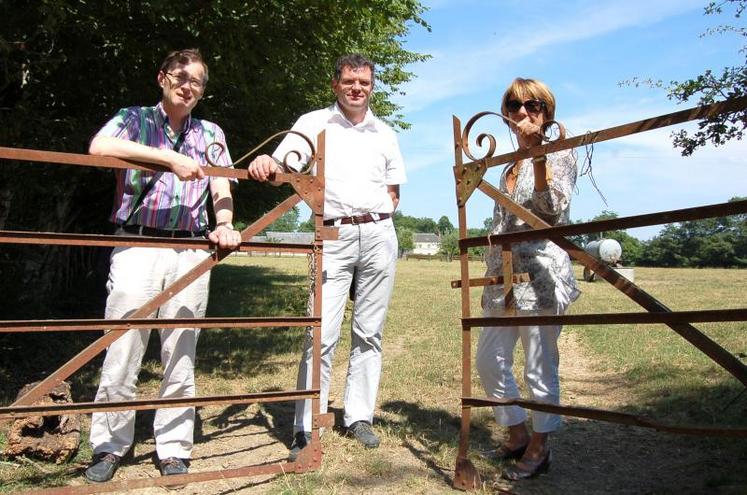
[
  {"left": 159, "top": 457, "right": 188, "bottom": 476},
  {"left": 347, "top": 421, "right": 380, "bottom": 448},
  {"left": 288, "top": 431, "right": 312, "bottom": 461},
  {"left": 84, "top": 452, "right": 121, "bottom": 482}
]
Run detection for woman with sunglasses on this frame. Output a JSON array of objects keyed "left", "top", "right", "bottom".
[{"left": 476, "top": 77, "right": 579, "bottom": 480}]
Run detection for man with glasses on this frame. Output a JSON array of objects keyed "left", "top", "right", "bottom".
[
  {"left": 84, "top": 48, "right": 241, "bottom": 483},
  {"left": 248, "top": 53, "right": 406, "bottom": 460}
]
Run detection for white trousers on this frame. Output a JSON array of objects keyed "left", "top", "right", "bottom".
[
  {"left": 295, "top": 218, "right": 398, "bottom": 432},
  {"left": 89, "top": 241, "right": 210, "bottom": 459},
  {"left": 475, "top": 308, "right": 562, "bottom": 433}
]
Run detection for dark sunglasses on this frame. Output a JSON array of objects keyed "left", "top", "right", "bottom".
[{"left": 506, "top": 99, "right": 546, "bottom": 114}]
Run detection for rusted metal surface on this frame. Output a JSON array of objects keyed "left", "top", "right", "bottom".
[
  {"left": 481, "top": 180, "right": 747, "bottom": 388},
  {"left": 0, "top": 145, "right": 303, "bottom": 185},
  {"left": 450, "top": 99, "right": 747, "bottom": 490},
  {"left": 11, "top": 193, "right": 304, "bottom": 409},
  {"left": 459, "top": 199, "right": 747, "bottom": 249},
  {"left": 315, "top": 225, "right": 339, "bottom": 241},
  {"left": 450, "top": 273, "right": 531, "bottom": 289},
  {"left": 454, "top": 158, "right": 488, "bottom": 207},
  {"left": 453, "top": 456, "right": 481, "bottom": 491},
  {"left": 0, "top": 389, "right": 319, "bottom": 420},
  {"left": 500, "top": 243, "right": 516, "bottom": 316},
  {"left": 314, "top": 412, "right": 335, "bottom": 429},
  {"left": 1, "top": 130, "right": 334, "bottom": 492},
  {"left": 0, "top": 316, "right": 320, "bottom": 333},
  {"left": 0, "top": 229, "right": 316, "bottom": 253},
  {"left": 308, "top": 130, "right": 327, "bottom": 470},
  {"left": 462, "top": 396, "right": 747, "bottom": 438},
  {"left": 31, "top": 460, "right": 301, "bottom": 495},
  {"left": 459, "top": 112, "right": 565, "bottom": 162},
  {"left": 464, "top": 308, "right": 747, "bottom": 327},
  {"left": 463, "top": 95, "right": 747, "bottom": 169},
  {"left": 452, "top": 115, "right": 479, "bottom": 490}
]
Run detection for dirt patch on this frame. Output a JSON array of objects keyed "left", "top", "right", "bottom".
[
  {"left": 485, "top": 332, "right": 747, "bottom": 495},
  {"left": 8, "top": 330, "right": 746, "bottom": 494}
]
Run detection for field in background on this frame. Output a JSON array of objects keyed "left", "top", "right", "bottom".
[{"left": 1, "top": 258, "right": 745, "bottom": 493}]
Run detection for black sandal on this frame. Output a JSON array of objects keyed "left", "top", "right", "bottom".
[
  {"left": 494, "top": 443, "right": 528, "bottom": 461},
  {"left": 502, "top": 449, "right": 552, "bottom": 480}
]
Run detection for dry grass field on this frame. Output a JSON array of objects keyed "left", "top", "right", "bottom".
[{"left": 1, "top": 257, "right": 746, "bottom": 494}]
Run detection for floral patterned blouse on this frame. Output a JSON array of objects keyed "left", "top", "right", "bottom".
[{"left": 482, "top": 149, "right": 580, "bottom": 314}]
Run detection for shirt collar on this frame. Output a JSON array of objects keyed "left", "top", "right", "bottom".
[
  {"left": 156, "top": 102, "right": 193, "bottom": 135},
  {"left": 329, "top": 102, "right": 377, "bottom": 130}
]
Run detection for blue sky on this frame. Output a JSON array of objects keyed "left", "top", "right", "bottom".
[{"left": 387, "top": 0, "right": 747, "bottom": 239}]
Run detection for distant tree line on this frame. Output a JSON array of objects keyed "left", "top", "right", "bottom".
[
  {"left": 571, "top": 198, "right": 746, "bottom": 268},
  {"left": 294, "top": 197, "right": 744, "bottom": 268}
]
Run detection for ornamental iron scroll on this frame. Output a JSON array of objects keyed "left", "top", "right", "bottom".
[
  {"left": 454, "top": 112, "right": 565, "bottom": 206},
  {"left": 450, "top": 97, "right": 747, "bottom": 491},
  {"left": 207, "top": 129, "right": 327, "bottom": 215},
  {"left": 207, "top": 129, "right": 318, "bottom": 175}
]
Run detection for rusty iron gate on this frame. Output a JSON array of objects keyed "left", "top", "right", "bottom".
[
  {"left": 449, "top": 97, "right": 747, "bottom": 489},
  {"left": 0, "top": 130, "right": 335, "bottom": 493}
]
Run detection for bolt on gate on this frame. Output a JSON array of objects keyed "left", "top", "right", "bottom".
[
  {"left": 449, "top": 97, "right": 747, "bottom": 489},
  {"left": 0, "top": 130, "right": 336, "bottom": 493}
]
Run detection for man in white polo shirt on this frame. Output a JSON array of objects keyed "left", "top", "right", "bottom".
[{"left": 248, "top": 53, "right": 406, "bottom": 460}]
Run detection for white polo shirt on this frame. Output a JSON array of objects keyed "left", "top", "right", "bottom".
[{"left": 273, "top": 103, "right": 407, "bottom": 220}]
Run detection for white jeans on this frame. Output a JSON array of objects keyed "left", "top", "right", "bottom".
[
  {"left": 89, "top": 241, "right": 210, "bottom": 459},
  {"left": 476, "top": 308, "right": 562, "bottom": 433},
  {"left": 295, "top": 218, "right": 398, "bottom": 432}
]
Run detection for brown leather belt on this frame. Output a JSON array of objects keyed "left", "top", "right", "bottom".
[
  {"left": 121, "top": 224, "right": 207, "bottom": 238},
  {"left": 323, "top": 213, "right": 390, "bottom": 226}
]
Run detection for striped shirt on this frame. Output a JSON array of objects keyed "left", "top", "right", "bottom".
[{"left": 97, "top": 102, "right": 232, "bottom": 231}]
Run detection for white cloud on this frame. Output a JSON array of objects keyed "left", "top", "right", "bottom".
[{"left": 397, "top": 0, "right": 703, "bottom": 113}]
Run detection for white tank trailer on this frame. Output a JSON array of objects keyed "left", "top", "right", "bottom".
[{"left": 582, "top": 238, "right": 634, "bottom": 282}]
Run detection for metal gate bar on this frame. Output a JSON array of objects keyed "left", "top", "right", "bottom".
[
  {"left": 0, "top": 130, "right": 332, "bottom": 491},
  {"left": 0, "top": 316, "right": 319, "bottom": 333},
  {"left": 451, "top": 97, "right": 747, "bottom": 490}
]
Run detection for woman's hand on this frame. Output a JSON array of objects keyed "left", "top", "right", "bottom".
[{"left": 512, "top": 117, "right": 543, "bottom": 149}]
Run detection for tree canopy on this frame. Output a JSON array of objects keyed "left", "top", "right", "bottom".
[
  {"left": 0, "top": 0, "right": 430, "bottom": 317},
  {"left": 624, "top": 0, "right": 747, "bottom": 155}
]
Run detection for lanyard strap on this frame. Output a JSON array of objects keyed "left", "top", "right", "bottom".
[{"left": 123, "top": 132, "right": 186, "bottom": 227}]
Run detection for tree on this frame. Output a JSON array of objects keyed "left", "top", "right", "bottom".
[
  {"left": 439, "top": 231, "right": 459, "bottom": 261},
  {"left": 636, "top": 197, "right": 746, "bottom": 267},
  {"left": 437, "top": 215, "right": 454, "bottom": 236},
  {"left": 625, "top": 1, "right": 747, "bottom": 155},
  {"left": 396, "top": 227, "right": 414, "bottom": 257},
  {"left": 298, "top": 213, "right": 315, "bottom": 232},
  {"left": 0, "top": 0, "right": 430, "bottom": 317},
  {"left": 583, "top": 210, "right": 643, "bottom": 266},
  {"left": 392, "top": 210, "right": 438, "bottom": 233},
  {"left": 266, "top": 206, "right": 300, "bottom": 233}
]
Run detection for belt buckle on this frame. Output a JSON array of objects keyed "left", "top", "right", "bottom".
[{"left": 350, "top": 215, "right": 358, "bottom": 225}]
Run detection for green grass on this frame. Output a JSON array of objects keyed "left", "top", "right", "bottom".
[
  {"left": 1, "top": 257, "right": 745, "bottom": 493},
  {"left": 567, "top": 265, "right": 747, "bottom": 425}
]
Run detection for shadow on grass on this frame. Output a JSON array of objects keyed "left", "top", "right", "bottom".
[
  {"left": 379, "top": 399, "right": 495, "bottom": 485},
  {"left": 376, "top": 387, "right": 747, "bottom": 493},
  {"left": 198, "top": 263, "right": 308, "bottom": 377},
  {"left": 611, "top": 362, "right": 747, "bottom": 427},
  {"left": 0, "top": 262, "right": 309, "bottom": 403}
]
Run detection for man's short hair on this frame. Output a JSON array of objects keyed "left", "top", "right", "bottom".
[
  {"left": 334, "top": 54, "right": 375, "bottom": 82},
  {"left": 159, "top": 48, "right": 209, "bottom": 83}
]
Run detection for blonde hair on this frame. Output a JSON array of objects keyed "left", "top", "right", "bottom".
[{"left": 501, "top": 77, "right": 556, "bottom": 121}]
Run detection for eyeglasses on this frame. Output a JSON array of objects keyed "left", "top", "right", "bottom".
[
  {"left": 506, "top": 99, "right": 545, "bottom": 114},
  {"left": 164, "top": 72, "right": 205, "bottom": 92}
]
